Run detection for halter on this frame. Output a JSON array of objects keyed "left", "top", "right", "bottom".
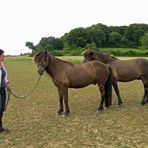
[
  {"left": 39, "top": 56, "right": 49, "bottom": 71},
  {"left": 42, "top": 62, "right": 49, "bottom": 71}
]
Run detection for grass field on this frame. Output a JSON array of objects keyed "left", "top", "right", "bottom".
[{"left": 0, "top": 56, "right": 147, "bottom": 148}]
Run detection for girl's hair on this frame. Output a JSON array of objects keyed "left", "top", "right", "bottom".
[{"left": 0, "top": 49, "right": 4, "bottom": 55}]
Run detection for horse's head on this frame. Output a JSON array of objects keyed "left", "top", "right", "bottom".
[
  {"left": 82, "top": 48, "right": 112, "bottom": 64},
  {"left": 81, "top": 49, "right": 103, "bottom": 63},
  {"left": 81, "top": 49, "right": 96, "bottom": 62},
  {"left": 34, "top": 51, "right": 49, "bottom": 75}
]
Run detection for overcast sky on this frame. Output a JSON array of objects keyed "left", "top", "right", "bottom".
[{"left": 0, "top": 0, "right": 148, "bottom": 55}]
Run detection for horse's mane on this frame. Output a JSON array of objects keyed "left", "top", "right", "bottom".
[
  {"left": 34, "top": 51, "right": 74, "bottom": 66},
  {"left": 110, "top": 55, "right": 118, "bottom": 60},
  {"left": 34, "top": 51, "right": 44, "bottom": 63},
  {"left": 52, "top": 56, "right": 74, "bottom": 66},
  {"left": 94, "top": 50, "right": 117, "bottom": 60},
  {"left": 82, "top": 48, "right": 118, "bottom": 63}
]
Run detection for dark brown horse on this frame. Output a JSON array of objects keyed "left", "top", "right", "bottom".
[
  {"left": 34, "top": 51, "right": 112, "bottom": 117},
  {"left": 82, "top": 48, "right": 148, "bottom": 105}
]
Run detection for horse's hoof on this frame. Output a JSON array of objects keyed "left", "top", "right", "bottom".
[
  {"left": 96, "top": 108, "right": 103, "bottom": 112},
  {"left": 117, "top": 105, "right": 122, "bottom": 109},
  {"left": 56, "top": 111, "right": 63, "bottom": 116},
  {"left": 118, "top": 101, "right": 122, "bottom": 105},
  {"left": 105, "top": 105, "right": 109, "bottom": 108},
  {"left": 118, "top": 103, "right": 122, "bottom": 106},
  {"left": 141, "top": 102, "right": 145, "bottom": 106},
  {"left": 62, "top": 114, "right": 67, "bottom": 118},
  {"left": 62, "top": 113, "right": 69, "bottom": 118}
]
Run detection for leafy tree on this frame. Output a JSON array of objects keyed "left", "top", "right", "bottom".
[
  {"left": 108, "top": 32, "right": 122, "bottom": 47},
  {"left": 67, "top": 27, "right": 88, "bottom": 48},
  {"left": 120, "top": 36, "right": 129, "bottom": 48},
  {"left": 90, "top": 23, "right": 109, "bottom": 47},
  {"left": 25, "top": 42, "right": 35, "bottom": 50},
  {"left": 124, "top": 24, "right": 148, "bottom": 47},
  {"left": 50, "top": 38, "right": 64, "bottom": 50},
  {"left": 141, "top": 32, "right": 148, "bottom": 49},
  {"left": 86, "top": 42, "right": 97, "bottom": 49},
  {"left": 109, "top": 26, "right": 127, "bottom": 36},
  {"left": 38, "top": 37, "right": 49, "bottom": 49},
  {"left": 37, "top": 36, "right": 64, "bottom": 51},
  {"left": 26, "top": 23, "right": 148, "bottom": 56}
]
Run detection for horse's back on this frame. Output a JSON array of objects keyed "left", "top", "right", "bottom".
[
  {"left": 83, "top": 60, "right": 109, "bottom": 74},
  {"left": 109, "top": 58, "right": 145, "bottom": 81},
  {"left": 67, "top": 61, "right": 109, "bottom": 88},
  {"left": 83, "top": 61, "right": 110, "bottom": 80}
]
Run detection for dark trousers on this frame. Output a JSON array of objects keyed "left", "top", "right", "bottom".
[{"left": 0, "top": 88, "right": 6, "bottom": 128}]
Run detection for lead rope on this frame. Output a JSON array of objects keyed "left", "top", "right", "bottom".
[{"left": 5, "top": 75, "right": 42, "bottom": 111}]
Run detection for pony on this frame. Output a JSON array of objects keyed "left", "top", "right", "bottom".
[
  {"left": 82, "top": 48, "right": 148, "bottom": 105},
  {"left": 34, "top": 51, "right": 112, "bottom": 117}
]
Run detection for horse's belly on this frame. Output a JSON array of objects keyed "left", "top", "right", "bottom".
[
  {"left": 117, "top": 74, "right": 139, "bottom": 82},
  {"left": 69, "top": 82, "right": 92, "bottom": 88},
  {"left": 69, "top": 79, "right": 94, "bottom": 88}
]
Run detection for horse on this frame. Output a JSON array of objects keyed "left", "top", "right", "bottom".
[
  {"left": 34, "top": 51, "right": 112, "bottom": 117},
  {"left": 82, "top": 48, "right": 148, "bottom": 106}
]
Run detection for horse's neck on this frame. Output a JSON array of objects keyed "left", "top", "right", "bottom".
[
  {"left": 46, "top": 56, "right": 73, "bottom": 77},
  {"left": 105, "top": 54, "right": 118, "bottom": 63},
  {"left": 96, "top": 53, "right": 109, "bottom": 63},
  {"left": 107, "top": 58, "right": 119, "bottom": 65},
  {"left": 46, "top": 56, "right": 58, "bottom": 77}
]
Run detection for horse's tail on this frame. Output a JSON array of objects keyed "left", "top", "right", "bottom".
[{"left": 105, "top": 66, "right": 112, "bottom": 108}]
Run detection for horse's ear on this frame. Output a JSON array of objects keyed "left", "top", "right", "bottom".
[
  {"left": 81, "top": 50, "right": 86, "bottom": 56},
  {"left": 43, "top": 51, "right": 50, "bottom": 61}
]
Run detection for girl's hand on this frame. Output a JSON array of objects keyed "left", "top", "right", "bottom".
[{"left": 6, "top": 83, "right": 11, "bottom": 92}]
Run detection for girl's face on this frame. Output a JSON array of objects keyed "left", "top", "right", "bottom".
[{"left": 0, "top": 54, "right": 5, "bottom": 62}]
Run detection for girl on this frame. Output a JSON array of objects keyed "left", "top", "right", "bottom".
[{"left": 0, "top": 49, "right": 11, "bottom": 133}]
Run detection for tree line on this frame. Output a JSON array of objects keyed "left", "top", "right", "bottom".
[{"left": 25, "top": 23, "right": 148, "bottom": 55}]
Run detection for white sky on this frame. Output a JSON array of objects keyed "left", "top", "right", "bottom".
[{"left": 0, "top": 0, "right": 148, "bottom": 55}]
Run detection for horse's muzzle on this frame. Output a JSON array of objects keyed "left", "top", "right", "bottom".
[
  {"left": 83, "top": 58, "right": 90, "bottom": 63},
  {"left": 38, "top": 70, "right": 44, "bottom": 75},
  {"left": 38, "top": 66, "right": 45, "bottom": 75}
]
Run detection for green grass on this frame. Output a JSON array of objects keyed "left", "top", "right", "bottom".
[{"left": 0, "top": 56, "right": 147, "bottom": 147}]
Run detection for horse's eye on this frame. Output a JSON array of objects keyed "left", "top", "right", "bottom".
[
  {"left": 38, "top": 64, "right": 43, "bottom": 68},
  {"left": 86, "top": 56, "right": 90, "bottom": 60},
  {"left": 86, "top": 56, "right": 92, "bottom": 61}
]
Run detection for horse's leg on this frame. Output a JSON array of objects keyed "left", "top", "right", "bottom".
[
  {"left": 141, "top": 77, "right": 148, "bottom": 105},
  {"left": 63, "top": 88, "right": 70, "bottom": 117},
  {"left": 141, "top": 93, "right": 147, "bottom": 105},
  {"left": 57, "top": 88, "right": 64, "bottom": 115},
  {"left": 97, "top": 83, "right": 106, "bottom": 111},
  {"left": 146, "top": 92, "right": 148, "bottom": 103},
  {"left": 112, "top": 80, "right": 122, "bottom": 105}
]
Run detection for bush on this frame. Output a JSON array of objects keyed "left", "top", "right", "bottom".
[{"left": 100, "top": 48, "right": 148, "bottom": 57}]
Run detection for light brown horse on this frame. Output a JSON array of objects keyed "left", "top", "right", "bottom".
[
  {"left": 82, "top": 48, "right": 148, "bottom": 105},
  {"left": 34, "top": 51, "right": 112, "bottom": 116}
]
